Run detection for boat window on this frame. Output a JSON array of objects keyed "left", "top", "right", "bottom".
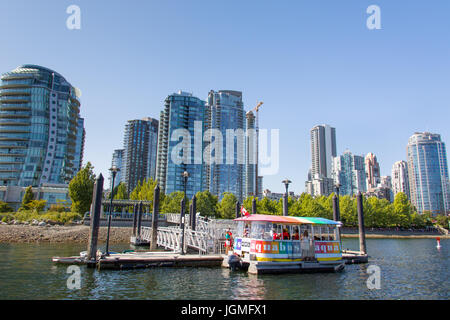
[
  {"left": 249, "top": 222, "right": 272, "bottom": 240},
  {"left": 300, "top": 224, "right": 312, "bottom": 240},
  {"left": 312, "top": 225, "right": 336, "bottom": 241},
  {"left": 291, "top": 225, "right": 300, "bottom": 240},
  {"left": 236, "top": 221, "right": 244, "bottom": 237}
]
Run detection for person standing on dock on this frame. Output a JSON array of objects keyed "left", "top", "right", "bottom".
[{"left": 225, "top": 229, "right": 233, "bottom": 254}]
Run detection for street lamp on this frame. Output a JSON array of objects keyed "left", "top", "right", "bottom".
[
  {"left": 105, "top": 165, "right": 120, "bottom": 256},
  {"left": 282, "top": 179, "right": 292, "bottom": 194},
  {"left": 335, "top": 183, "right": 342, "bottom": 198},
  {"left": 282, "top": 179, "right": 292, "bottom": 216},
  {"left": 182, "top": 171, "right": 189, "bottom": 202},
  {"left": 180, "top": 170, "right": 189, "bottom": 255}
]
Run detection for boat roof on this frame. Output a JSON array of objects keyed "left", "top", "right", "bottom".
[{"left": 234, "top": 214, "right": 341, "bottom": 225}]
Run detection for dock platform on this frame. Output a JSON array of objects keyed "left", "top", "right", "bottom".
[
  {"left": 342, "top": 250, "right": 369, "bottom": 264},
  {"left": 53, "top": 252, "right": 224, "bottom": 270}
]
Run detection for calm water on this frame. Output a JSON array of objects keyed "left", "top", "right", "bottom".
[{"left": 0, "top": 239, "right": 448, "bottom": 300}]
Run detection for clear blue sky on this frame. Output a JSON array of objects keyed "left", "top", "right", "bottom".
[{"left": 1, "top": 0, "right": 449, "bottom": 193}]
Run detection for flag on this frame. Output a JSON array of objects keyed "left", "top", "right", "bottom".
[{"left": 241, "top": 206, "right": 250, "bottom": 216}]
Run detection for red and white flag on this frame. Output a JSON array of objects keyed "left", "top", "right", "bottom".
[{"left": 241, "top": 206, "right": 250, "bottom": 216}]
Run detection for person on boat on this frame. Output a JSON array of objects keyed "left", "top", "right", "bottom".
[
  {"left": 292, "top": 230, "right": 299, "bottom": 240},
  {"left": 302, "top": 230, "right": 309, "bottom": 239},
  {"left": 243, "top": 225, "right": 249, "bottom": 237},
  {"left": 282, "top": 228, "right": 290, "bottom": 240},
  {"left": 270, "top": 227, "right": 279, "bottom": 240}
]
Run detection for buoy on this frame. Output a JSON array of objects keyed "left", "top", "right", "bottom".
[{"left": 437, "top": 237, "right": 441, "bottom": 249}]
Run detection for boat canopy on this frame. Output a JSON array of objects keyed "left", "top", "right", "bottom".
[{"left": 234, "top": 214, "right": 341, "bottom": 226}]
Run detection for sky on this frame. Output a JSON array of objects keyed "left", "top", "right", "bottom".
[{"left": 0, "top": 0, "right": 449, "bottom": 194}]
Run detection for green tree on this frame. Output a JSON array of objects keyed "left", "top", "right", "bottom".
[
  {"left": 28, "top": 199, "right": 47, "bottom": 213},
  {"left": 20, "top": 186, "right": 34, "bottom": 210},
  {"left": 195, "top": 190, "right": 218, "bottom": 217},
  {"left": 0, "top": 201, "right": 13, "bottom": 213},
  {"left": 114, "top": 182, "right": 128, "bottom": 200},
  {"left": 340, "top": 195, "right": 357, "bottom": 226},
  {"left": 217, "top": 192, "right": 238, "bottom": 219},
  {"left": 392, "top": 192, "right": 412, "bottom": 227},
  {"left": 259, "top": 197, "right": 278, "bottom": 215},
  {"left": 68, "top": 162, "right": 96, "bottom": 215},
  {"left": 243, "top": 196, "right": 258, "bottom": 214},
  {"left": 161, "top": 191, "right": 187, "bottom": 214}
]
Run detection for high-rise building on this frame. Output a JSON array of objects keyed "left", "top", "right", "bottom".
[
  {"left": 407, "top": 132, "right": 450, "bottom": 214},
  {"left": 73, "top": 117, "right": 85, "bottom": 176},
  {"left": 332, "top": 150, "right": 366, "bottom": 196},
  {"left": 310, "top": 124, "right": 337, "bottom": 178},
  {"left": 109, "top": 149, "right": 124, "bottom": 189},
  {"left": 391, "top": 160, "right": 410, "bottom": 198},
  {"left": 0, "top": 65, "right": 84, "bottom": 187},
  {"left": 122, "top": 117, "right": 158, "bottom": 193},
  {"left": 306, "top": 124, "right": 336, "bottom": 196},
  {"left": 156, "top": 91, "right": 206, "bottom": 199},
  {"left": 204, "top": 90, "right": 245, "bottom": 202},
  {"left": 245, "top": 110, "right": 257, "bottom": 198},
  {"left": 257, "top": 176, "right": 263, "bottom": 199},
  {"left": 365, "top": 152, "right": 381, "bottom": 190}
]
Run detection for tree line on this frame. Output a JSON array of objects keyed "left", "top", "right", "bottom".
[{"left": 3, "top": 162, "right": 445, "bottom": 229}]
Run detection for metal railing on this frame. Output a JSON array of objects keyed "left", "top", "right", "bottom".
[{"left": 139, "top": 214, "right": 238, "bottom": 254}]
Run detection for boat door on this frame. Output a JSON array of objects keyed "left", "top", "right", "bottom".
[{"left": 290, "top": 225, "right": 301, "bottom": 260}]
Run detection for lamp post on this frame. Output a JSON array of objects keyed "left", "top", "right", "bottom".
[
  {"left": 180, "top": 171, "right": 189, "bottom": 255},
  {"left": 282, "top": 179, "right": 292, "bottom": 216},
  {"left": 105, "top": 165, "right": 120, "bottom": 256}
]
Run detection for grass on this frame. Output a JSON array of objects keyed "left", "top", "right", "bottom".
[{"left": 0, "top": 210, "right": 82, "bottom": 224}]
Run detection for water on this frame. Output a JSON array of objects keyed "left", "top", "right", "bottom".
[{"left": 0, "top": 239, "right": 448, "bottom": 300}]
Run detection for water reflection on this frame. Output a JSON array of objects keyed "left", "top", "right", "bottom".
[{"left": 0, "top": 239, "right": 448, "bottom": 300}]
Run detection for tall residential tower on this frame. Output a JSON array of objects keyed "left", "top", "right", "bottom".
[
  {"left": 204, "top": 90, "right": 245, "bottom": 202},
  {"left": 122, "top": 117, "right": 158, "bottom": 193},
  {"left": 391, "top": 160, "right": 410, "bottom": 198},
  {"left": 306, "top": 124, "right": 336, "bottom": 196},
  {"left": 0, "top": 65, "right": 84, "bottom": 187},
  {"left": 407, "top": 132, "right": 450, "bottom": 214},
  {"left": 156, "top": 91, "right": 206, "bottom": 199}
]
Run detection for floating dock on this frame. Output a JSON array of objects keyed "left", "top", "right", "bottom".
[
  {"left": 53, "top": 252, "right": 224, "bottom": 270},
  {"left": 342, "top": 250, "right": 369, "bottom": 264}
]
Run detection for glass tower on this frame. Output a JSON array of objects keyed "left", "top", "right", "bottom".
[
  {"left": 204, "top": 90, "right": 245, "bottom": 202},
  {"left": 407, "top": 132, "right": 450, "bottom": 214},
  {"left": 122, "top": 117, "right": 158, "bottom": 193},
  {"left": 156, "top": 91, "right": 206, "bottom": 199},
  {"left": 109, "top": 149, "right": 124, "bottom": 189},
  {"left": 0, "top": 65, "right": 83, "bottom": 186},
  {"left": 332, "top": 150, "right": 366, "bottom": 196}
]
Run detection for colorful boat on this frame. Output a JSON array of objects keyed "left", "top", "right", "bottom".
[{"left": 230, "top": 214, "right": 345, "bottom": 274}]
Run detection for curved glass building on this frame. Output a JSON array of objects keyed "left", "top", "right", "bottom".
[
  {"left": 407, "top": 132, "right": 450, "bottom": 215},
  {"left": 0, "top": 65, "right": 83, "bottom": 187}
]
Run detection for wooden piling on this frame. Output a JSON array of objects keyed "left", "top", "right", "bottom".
[
  {"left": 191, "top": 195, "right": 197, "bottom": 231},
  {"left": 136, "top": 201, "right": 143, "bottom": 239},
  {"left": 150, "top": 185, "right": 160, "bottom": 251},
  {"left": 235, "top": 201, "right": 240, "bottom": 218},
  {"left": 357, "top": 192, "right": 367, "bottom": 255},
  {"left": 180, "top": 198, "right": 186, "bottom": 255},
  {"left": 283, "top": 194, "right": 288, "bottom": 216},
  {"left": 132, "top": 203, "right": 138, "bottom": 237},
  {"left": 86, "top": 174, "right": 104, "bottom": 263},
  {"left": 332, "top": 194, "right": 340, "bottom": 222}
]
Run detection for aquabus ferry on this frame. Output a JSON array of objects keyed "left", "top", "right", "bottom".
[{"left": 230, "top": 214, "right": 344, "bottom": 274}]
